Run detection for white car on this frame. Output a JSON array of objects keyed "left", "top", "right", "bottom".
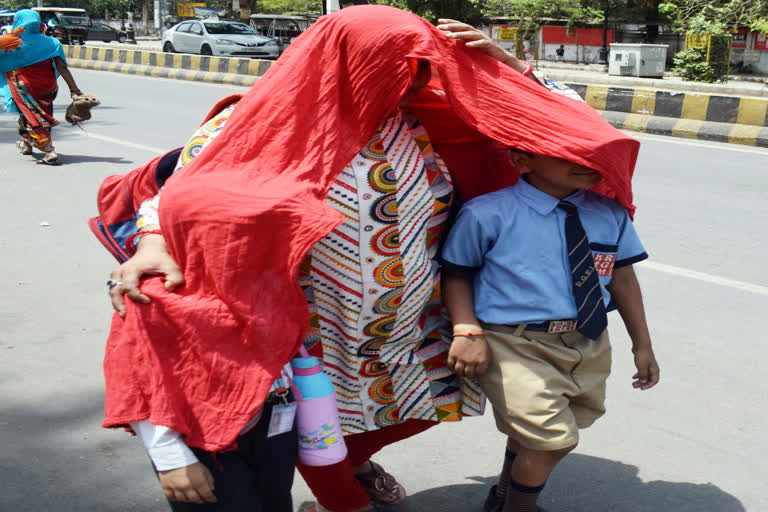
[
  {"left": 0, "top": 24, "right": 12, "bottom": 35},
  {"left": 161, "top": 20, "right": 279, "bottom": 59}
]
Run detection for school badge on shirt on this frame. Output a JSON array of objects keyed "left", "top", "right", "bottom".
[{"left": 593, "top": 252, "right": 616, "bottom": 276}]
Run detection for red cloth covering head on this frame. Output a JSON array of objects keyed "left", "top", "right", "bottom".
[{"left": 104, "top": 5, "right": 640, "bottom": 451}]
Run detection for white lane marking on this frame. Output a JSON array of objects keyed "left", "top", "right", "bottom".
[
  {"left": 77, "top": 123, "right": 768, "bottom": 299},
  {"left": 79, "top": 132, "right": 166, "bottom": 155},
  {"left": 627, "top": 131, "right": 768, "bottom": 156},
  {"left": 638, "top": 261, "right": 768, "bottom": 297}
]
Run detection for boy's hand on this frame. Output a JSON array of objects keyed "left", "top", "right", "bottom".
[
  {"left": 158, "top": 462, "right": 217, "bottom": 504},
  {"left": 447, "top": 335, "right": 490, "bottom": 378},
  {"left": 632, "top": 346, "right": 660, "bottom": 390}
]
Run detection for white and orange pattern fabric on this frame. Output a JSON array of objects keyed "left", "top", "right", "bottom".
[{"left": 301, "top": 111, "right": 484, "bottom": 433}]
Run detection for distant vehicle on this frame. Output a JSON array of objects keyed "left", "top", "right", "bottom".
[
  {"left": 86, "top": 22, "right": 127, "bottom": 43},
  {"left": 248, "top": 14, "right": 310, "bottom": 53},
  {"left": 1, "top": 11, "right": 14, "bottom": 35},
  {"left": 161, "top": 19, "right": 279, "bottom": 58},
  {"left": 33, "top": 7, "right": 90, "bottom": 45},
  {"left": 0, "top": 11, "right": 12, "bottom": 34}
]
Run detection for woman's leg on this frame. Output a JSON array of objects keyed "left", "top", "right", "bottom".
[{"left": 298, "top": 419, "right": 438, "bottom": 512}]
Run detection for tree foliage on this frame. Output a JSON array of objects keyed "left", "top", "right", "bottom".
[{"left": 659, "top": 0, "right": 768, "bottom": 33}]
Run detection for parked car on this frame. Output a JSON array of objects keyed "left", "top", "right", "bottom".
[
  {"left": 161, "top": 19, "right": 279, "bottom": 58},
  {"left": 33, "top": 7, "right": 90, "bottom": 45},
  {"left": 86, "top": 22, "right": 127, "bottom": 43},
  {"left": 0, "top": 11, "right": 14, "bottom": 35},
  {"left": 248, "top": 14, "right": 310, "bottom": 54}
]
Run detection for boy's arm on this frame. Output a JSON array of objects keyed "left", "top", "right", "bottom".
[
  {"left": 443, "top": 269, "right": 489, "bottom": 379},
  {"left": 606, "top": 265, "right": 660, "bottom": 390}
]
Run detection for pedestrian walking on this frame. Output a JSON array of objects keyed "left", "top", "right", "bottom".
[
  {"left": 441, "top": 142, "right": 660, "bottom": 512},
  {"left": 0, "top": 9, "right": 84, "bottom": 165},
  {"left": 556, "top": 44, "right": 565, "bottom": 61},
  {"left": 93, "top": 6, "right": 644, "bottom": 512}
]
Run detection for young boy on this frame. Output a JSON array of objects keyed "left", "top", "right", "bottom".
[{"left": 441, "top": 150, "right": 660, "bottom": 512}]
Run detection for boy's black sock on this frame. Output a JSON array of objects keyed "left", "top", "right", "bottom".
[
  {"left": 495, "top": 449, "right": 517, "bottom": 499},
  {"left": 502, "top": 479, "right": 545, "bottom": 512}
]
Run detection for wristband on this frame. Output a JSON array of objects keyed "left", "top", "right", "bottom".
[
  {"left": 125, "top": 229, "right": 162, "bottom": 250},
  {"left": 520, "top": 60, "right": 534, "bottom": 77},
  {"left": 453, "top": 331, "right": 484, "bottom": 337}
]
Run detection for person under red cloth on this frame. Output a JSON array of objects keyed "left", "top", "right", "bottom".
[
  {"left": 297, "top": 419, "right": 438, "bottom": 512},
  {"left": 97, "top": 6, "right": 639, "bottom": 512}
]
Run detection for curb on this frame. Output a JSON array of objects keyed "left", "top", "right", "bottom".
[
  {"left": 65, "top": 45, "right": 768, "bottom": 148},
  {"left": 566, "top": 83, "right": 768, "bottom": 128},
  {"left": 600, "top": 111, "right": 768, "bottom": 147},
  {"left": 65, "top": 45, "right": 269, "bottom": 86}
]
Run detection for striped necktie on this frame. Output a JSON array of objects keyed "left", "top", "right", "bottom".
[{"left": 557, "top": 201, "right": 607, "bottom": 340}]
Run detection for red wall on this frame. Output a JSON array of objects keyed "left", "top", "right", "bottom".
[{"left": 542, "top": 26, "right": 613, "bottom": 46}]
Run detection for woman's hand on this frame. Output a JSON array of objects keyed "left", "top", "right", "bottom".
[
  {"left": 437, "top": 19, "right": 515, "bottom": 65},
  {"left": 436, "top": 19, "right": 542, "bottom": 85},
  {"left": 158, "top": 462, "right": 217, "bottom": 504},
  {"left": 109, "top": 232, "right": 184, "bottom": 317}
]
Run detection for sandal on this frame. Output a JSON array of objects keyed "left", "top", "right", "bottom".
[
  {"left": 16, "top": 140, "right": 32, "bottom": 155},
  {"left": 353, "top": 461, "right": 406, "bottom": 505},
  {"left": 298, "top": 501, "right": 375, "bottom": 512},
  {"left": 36, "top": 153, "right": 60, "bottom": 166}
]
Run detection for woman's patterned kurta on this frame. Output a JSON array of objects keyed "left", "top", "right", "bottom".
[{"left": 138, "top": 106, "right": 485, "bottom": 434}]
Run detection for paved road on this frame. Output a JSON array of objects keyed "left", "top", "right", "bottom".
[{"left": 1, "top": 69, "right": 766, "bottom": 512}]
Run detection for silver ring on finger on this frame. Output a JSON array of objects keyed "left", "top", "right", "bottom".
[{"left": 106, "top": 279, "right": 123, "bottom": 290}]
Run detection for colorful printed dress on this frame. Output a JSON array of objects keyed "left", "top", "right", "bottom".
[
  {"left": 6, "top": 59, "right": 58, "bottom": 152},
  {"left": 138, "top": 105, "right": 486, "bottom": 434}
]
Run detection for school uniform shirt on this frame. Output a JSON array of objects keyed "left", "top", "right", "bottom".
[{"left": 441, "top": 177, "right": 647, "bottom": 325}]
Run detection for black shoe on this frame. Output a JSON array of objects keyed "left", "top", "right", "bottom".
[{"left": 483, "top": 485, "right": 547, "bottom": 512}]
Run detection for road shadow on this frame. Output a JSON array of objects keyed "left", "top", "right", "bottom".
[
  {"left": 390, "top": 454, "right": 745, "bottom": 512},
  {"left": 0, "top": 395, "right": 166, "bottom": 512},
  {"left": 48, "top": 154, "right": 134, "bottom": 165}
]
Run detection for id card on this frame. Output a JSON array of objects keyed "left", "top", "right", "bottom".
[{"left": 267, "top": 402, "right": 297, "bottom": 438}]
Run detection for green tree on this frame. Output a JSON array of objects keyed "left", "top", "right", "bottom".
[{"left": 659, "top": 0, "right": 768, "bottom": 33}]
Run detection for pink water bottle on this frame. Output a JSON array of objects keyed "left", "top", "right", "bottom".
[{"left": 291, "top": 346, "right": 348, "bottom": 466}]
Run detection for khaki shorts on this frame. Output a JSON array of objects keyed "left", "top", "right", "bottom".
[{"left": 478, "top": 324, "right": 611, "bottom": 451}]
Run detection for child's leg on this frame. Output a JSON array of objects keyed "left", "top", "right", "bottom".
[
  {"left": 479, "top": 327, "right": 609, "bottom": 512},
  {"left": 498, "top": 441, "right": 575, "bottom": 512}
]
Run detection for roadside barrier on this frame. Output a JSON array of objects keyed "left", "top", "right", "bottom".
[
  {"left": 65, "top": 45, "right": 768, "bottom": 147},
  {"left": 566, "top": 84, "right": 768, "bottom": 127},
  {"left": 566, "top": 84, "right": 768, "bottom": 146},
  {"left": 64, "top": 45, "right": 272, "bottom": 87}
]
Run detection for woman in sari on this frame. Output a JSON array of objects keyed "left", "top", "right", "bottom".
[
  {"left": 0, "top": 9, "right": 82, "bottom": 165},
  {"left": 97, "top": 6, "right": 639, "bottom": 512}
]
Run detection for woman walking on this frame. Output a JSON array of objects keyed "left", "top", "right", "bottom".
[{"left": 0, "top": 9, "right": 82, "bottom": 165}]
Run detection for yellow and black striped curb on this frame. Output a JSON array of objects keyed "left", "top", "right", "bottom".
[
  {"left": 64, "top": 45, "right": 272, "bottom": 87},
  {"left": 63, "top": 46, "right": 768, "bottom": 146},
  {"left": 567, "top": 83, "right": 768, "bottom": 128},
  {"left": 600, "top": 110, "right": 768, "bottom": 147}
]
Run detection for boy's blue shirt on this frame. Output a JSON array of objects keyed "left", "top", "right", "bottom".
[{"left": 441, "top": 177, "right": 648, "bottom": 325}]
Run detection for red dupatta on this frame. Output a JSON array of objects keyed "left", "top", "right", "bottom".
[{"left": 103, "top": 5, "right": 639, "bottom": 451}]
